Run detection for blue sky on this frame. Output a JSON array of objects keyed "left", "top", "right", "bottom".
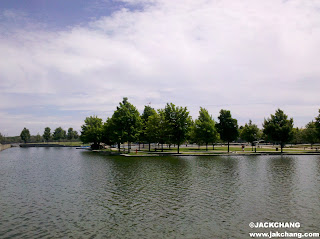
[
  {"left": 0, "top": 0, "right": 141, "bottom": 29},
  {"left": 1, "top": 0, "right": 320, "bottom": 136}
]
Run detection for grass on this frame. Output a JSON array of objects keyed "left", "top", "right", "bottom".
[{"left": 132, "top": 145, "right": 314, "bottom": 154}]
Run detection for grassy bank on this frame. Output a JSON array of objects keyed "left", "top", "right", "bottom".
[{"left": 103, "top": 144, "right": 319, "bottom": 156}]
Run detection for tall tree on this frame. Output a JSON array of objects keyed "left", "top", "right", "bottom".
[
  {"left": 145, "top": 112, "right": 161, "bottom": 151},
  {"left": 0, "top": 132, "right": 2, "bottom": 143},
  {"left": 110, "top": 97, "right": 142, "bottom": 153},
  {"left": 20, "top": 127, "right": 31, "bottom": 143},
  {"left": 164, "top": 103, "right": 192, "bottom": 153},
  {"left": 102, "top": 118, "right": 115, "bottom": 148},
  {"left": 67, "top": 127, "right": 75, "bottom": 140},
  {"left": 192, "top": 107, "right": 218, "bottom": 151},
  {"left": 263, "top": 109, "right": 294, "bottom": 153},
  {"left": 43, "top": 127, "right": 51, "bottom": 142},
  {"left": 35, "top": 133, "right": 42, "bottom": 142},
  {"left": 53, "top": 127, "right": 66, "bottom": 141},
  {"left": 302, "top": 121, "right": 318, "bottom": 148},
  {"left": 315, "top": 109, "right": 320, "bottom": 140},
  {"left": 216, "top": 109, "right": 239, "bottom": 152},
  {"left": 291, "top": 127, "right": 303, "bottom": 144},
  {"left": 140, "top": 105, "right": 157, "bottom": 148},
  {"left": 80, "top": 116, "right": 103, "bottom": 149},
  {"left": 73, "top": 131, "right": 79, "bottom": 140},
  {"left": 144, "top": 110, "right": 168, "bottom": 152},
  {"left": 240, "top": 120, "right": 260, "bottom": 151}
]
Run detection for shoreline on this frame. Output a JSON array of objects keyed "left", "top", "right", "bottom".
[
  {"left": 92, "top": 150, "right": 320, "bottom": 157},
  {"left": 0, "top": 144, "right": 11, "bottom": 152},
  {"left": 19, "top": 143, "right": 81, "bottom": 147},
  {"left": 12, "top": 144, "right": 320, "bottom": 157}
]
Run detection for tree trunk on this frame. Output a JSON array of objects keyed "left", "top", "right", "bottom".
[
  {"left": 162, "top": 143, "right": 163, "bottom": 152},
  {"left": 118, "top": 143, "right": 120, "bottom": 152},
  {"left": 148, "top": 142, "right": 151, "bottom": 152},
  {"left": 212, "top": 144, "right": 215, "bottom": 150},
  {"left": 252, "top": 143, "right": 254, "bottom": 151},
  {"left": 128, "top": 142, "right": 130, "bottom": 153},
  {"left": 178, "top": 144, "right": 180, "bottom": 153},
  {"left": 206, "top": 143, "right": 208, "bottom": 151},
  {"left": 228, "top": 142, "right": 230, "bottom": 152}
]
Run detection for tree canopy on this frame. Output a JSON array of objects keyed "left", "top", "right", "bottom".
[
  {"left": 302, "top": 121, "right": 318, "bottom": 147},
  {"left": 163, "top": 103, "right": 192, "bottom": 153},
  {"left": 140, "top": 105, "right": 157, "bottom": 147},
  {"left": 192, "top": 107, "right": 218, "bottom": 151},
  {"left": 20, "top": 127, "right": 31, "bottom": 143},
  {"left": 80, "top": 116, "right": 103, "bottom": 149},
  {"left": 240, "top": 120, "right": 260, "bottom": 150},
  {"left": 67, "top": 127, "right": 79, "bottom": 140},
  {"left": 315, "top": 109, "right": 320, "bottom": 140},
  {"left": 108, "top": 97, "right": 142, "bottom": 153},
  {"left": 0, "top": 132, "right": 4, "bottom": 143},
  {"left": 263, "top": 109, "right": 294, "bottom": 152},
  {"left": 216, "top": 109, "right": 239, "bottom": 152},
  {"left": 53, "top": 127, "right": 66, "bottom": 141},
  {"left": 43, "top": 127, "right": 51, "bottom": 142}
]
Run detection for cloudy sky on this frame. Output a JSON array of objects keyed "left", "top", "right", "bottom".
[{"left": 1, "top": 0, "right": 320, "bottom": 136}]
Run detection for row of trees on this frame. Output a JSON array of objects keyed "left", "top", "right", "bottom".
[
  {"left": 19, "top": 127, "right": 79, "bottom": 143},
  {"left": 80, "top": 97, "right": 320, "bottom": 153}
]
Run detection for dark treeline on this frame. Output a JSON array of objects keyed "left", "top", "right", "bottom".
[
  {"left": 79, "top": 97, "right": 320, "bottom": 153},
  {"left": 0, "top": 127, "right": 79, "bottom": 144}
]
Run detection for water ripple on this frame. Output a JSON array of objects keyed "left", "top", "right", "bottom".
[{"left": 1, "top": 148, "right": 320, "bottom": 238}]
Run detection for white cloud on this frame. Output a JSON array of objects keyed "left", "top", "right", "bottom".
[{"left": 1, "top": 0, "right": 320, "bottom": 135}]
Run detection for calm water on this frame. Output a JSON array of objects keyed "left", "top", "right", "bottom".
[{"left": 1, "top": 147, "right": 320, "bottom": 238}]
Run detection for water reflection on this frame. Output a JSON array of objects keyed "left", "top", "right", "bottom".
[{"left": 1, "top": 148, "right": 320, "bottom": 238}]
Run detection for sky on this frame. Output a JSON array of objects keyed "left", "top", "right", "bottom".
[{"left": 1, "top": 0, "right": 320, "bottom": 136}]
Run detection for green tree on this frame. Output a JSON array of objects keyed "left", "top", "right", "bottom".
[
  {"left": 164, "top": 103, "right": 192, "bottom": 153},
  {"left": 144, "top": 110, "right": 169, "bottom": 152},
  {"left": 20, "top": 127, "right": 31, "bottom": 143},
  {"left": 43, "top": 127, "right": 51, "bottom": 142},
  {"left": 53, "top": 127, "right": 66, "bottom": 141},
  {"left": 102, "top": 118, "right": 115, "bottom": 148},
  {"left": 80, "top": 116, "right": 103, "bottom": 149},
  {"left": 192, "top": 107, "right": 218, "bottom": 151},
  {"left": 140, "top": 105, "right": 157, "bottom": 149},
  {"left": 263, "top": 109, "right": 294, "bottom": 153},
  {"left": 291, "top": 127, "right": 303, "bottom": 144},
  {"left": 145, "top": 112, "right": 161, "bottom": 151},
  {"left": 109, "top": 97, "right": 142, "bottom": 153},
  {"left": 240, "top": 120, "right": 260, "bottom": 151},
  {"left": 35, "top": 133, "right": 42, "bottom": 142},
  {"left": 73, "top": 131, "right": 79, "bottom": 140},
  {"left": 302, "top": 121, "right": 318, "bottom": 148},
  {"left": 67, "top": 127, "right": 75, "bottom": 140},
  {"left": 216, "top": 109, "right": 239, "bottom": 152},
  {"left": 315, "top": 109, "right": 320, "bottom": 140}
]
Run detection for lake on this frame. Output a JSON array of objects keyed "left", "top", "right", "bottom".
[{"left": 1, "top": 147, "right": 320, "bottom": 238}]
